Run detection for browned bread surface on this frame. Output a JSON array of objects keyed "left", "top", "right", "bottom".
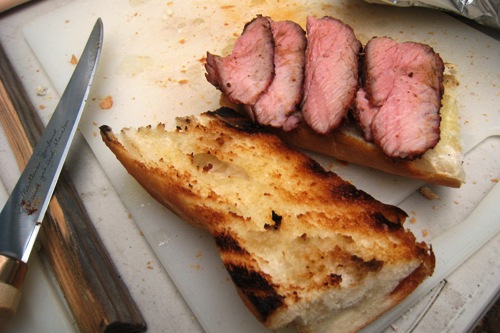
[{"left": 100, "top": 108, "right": 435, "bottom": 332}]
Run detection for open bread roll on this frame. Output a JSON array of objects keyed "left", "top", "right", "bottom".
[{"left": 100, "top": 108, "right": 435, "bottom": 332}]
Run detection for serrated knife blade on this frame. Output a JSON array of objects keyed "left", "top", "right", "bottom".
[{"left": 0, "top": 18, "right": 103, "bottom": 323}]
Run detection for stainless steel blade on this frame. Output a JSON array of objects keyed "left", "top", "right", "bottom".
[{"left": 0, "top": 18, "right": 103, "bottom": 262}]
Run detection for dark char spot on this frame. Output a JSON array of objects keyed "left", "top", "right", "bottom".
[
  {"left": 372, "top": 212, "right": 403, "bottom": 231},
  {"left": 264, "top": 210, "right": 282, "bottom": 231},
  {"left": 351, "top": 255, "right": 384, "bottom": 272},
  {"left": 225, "top": 264, "right": 284, "bottom": 320},
  {"left": 209, "top": 108, "right": 264, "bottom": 133},
  {"left": 214, "top": 231, "right": 248, "bottom": 255}
]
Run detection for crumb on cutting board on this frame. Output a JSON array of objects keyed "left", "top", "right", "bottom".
[
  {"left": 70, "top": 54, "right": 78, "bottom": 65},
  {"left": 36, "top": 86, "right": 47, "bottom": 96},
  {"left": 99, "top": 95, "right": 114, "bottom": 109},
  {"left": 419, "top": 186, "right": 439, "bottom": 200}
]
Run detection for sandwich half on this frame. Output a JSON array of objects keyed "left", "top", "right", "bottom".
[{"left": 205, "top": 15, "right": 464, "bottom": 188}]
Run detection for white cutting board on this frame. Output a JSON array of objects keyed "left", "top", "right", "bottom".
[{"left": 22, "top": 1, "right": 500, "bottom": 332}]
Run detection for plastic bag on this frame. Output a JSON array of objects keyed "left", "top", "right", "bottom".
[{"left": 364, "top": 0, "right": 500, "bottom": 29}]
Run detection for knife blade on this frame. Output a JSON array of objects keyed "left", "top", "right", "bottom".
[{"left": 0, "top": 18, "right": 103, "bottom": 323}]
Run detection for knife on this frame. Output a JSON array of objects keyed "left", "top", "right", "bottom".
[{"left": 0, "top": 18, "right": 103, "bottom": 323}]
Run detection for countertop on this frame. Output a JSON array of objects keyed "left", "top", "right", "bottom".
[{"left": 0, "top": 1, "right": 498, "bottom": 332}]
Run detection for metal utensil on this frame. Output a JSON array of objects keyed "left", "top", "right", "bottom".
[{"left": 0, "top": 18, "right": 103, "bottom": 323}]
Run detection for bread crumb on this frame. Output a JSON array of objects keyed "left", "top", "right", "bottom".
[
  {"left": 178, "top": 79, "right": 189, "bottom": 85},
  {"left": 70, "top": 54, "right": 78, "bottom": 65},
  {"left": 36, "top": 86, "right": 47, "bottom": 96},
  {"left": 419, "top": 186, "right": 439, "bottom": 200},
  {"left": 422, "top": 229, "right": 429, "bottom": 237},
  {"left": 410, "top": 217, "right": 417, "bottom": 224},
  {"left": 99, "top": 95, "right": 114, "bottom": 109},
  {"left": 491, "top": 178, "right": 499, "bottom": 183},
  {"left": 38, "top": 105, "right": 46, "bottom": 110}
]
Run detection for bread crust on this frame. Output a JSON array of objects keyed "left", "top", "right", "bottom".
[{"left": 273, "top": 120, "right": 462, "bottom": 187}]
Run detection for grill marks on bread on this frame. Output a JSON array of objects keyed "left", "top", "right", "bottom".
[{"left": 100, "top": 108, "right": 435, "bottom": 331}]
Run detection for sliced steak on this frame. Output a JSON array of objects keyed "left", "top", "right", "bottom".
[
  {"left": 354, "top": 37, "right": 444, "bottom": 160},
  {"left": 205, "top": 15, "right": 275, "bottom": 105},
  {"left": 249, "top": 19, "right": 307, "bottom": 131},
  {"left": 301, "top": 16, "right": 362, "bottom": 135}
]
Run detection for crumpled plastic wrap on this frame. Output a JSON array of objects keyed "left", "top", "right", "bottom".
[{"left": 364, "top": 0, "right": 500, "bottom": 29}]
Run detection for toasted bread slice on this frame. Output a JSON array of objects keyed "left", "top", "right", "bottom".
[{"left": 100, "top": 108, "right": 435, "bottom": 332}]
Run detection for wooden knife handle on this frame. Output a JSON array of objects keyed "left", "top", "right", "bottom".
[
  {"left": 0, "top": 41, "right": 146, "bottom": 332},
  {"left": 0, "top": 254, "right": 27, "bottom": 325}
]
